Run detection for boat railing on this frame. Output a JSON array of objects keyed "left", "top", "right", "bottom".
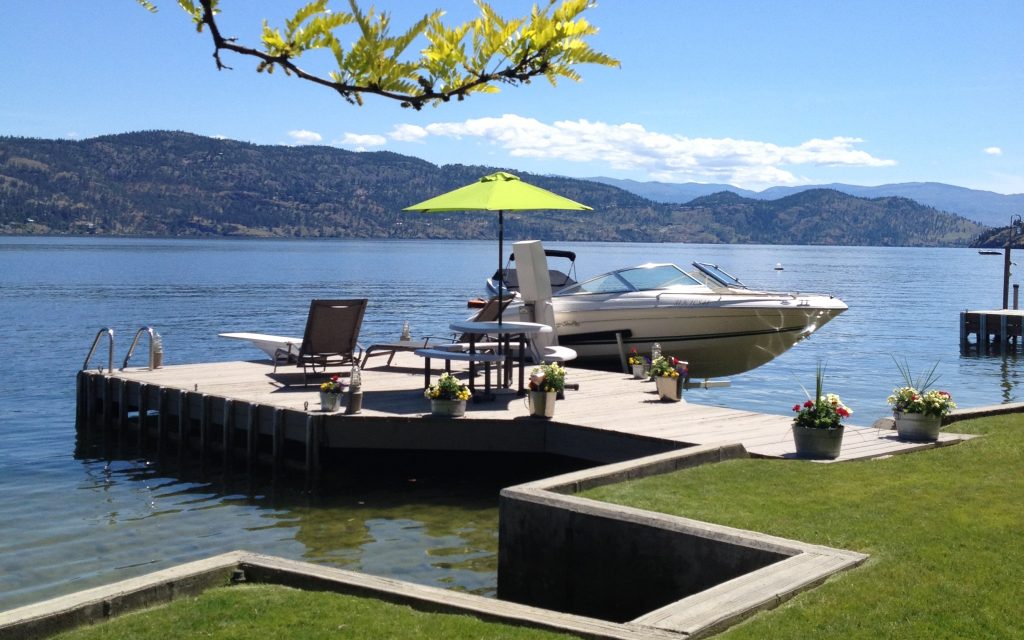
[
  {"left": 82, "top": 327, "right": 115, "bottom": 373},
  {"left": 121, "top": 326, "right": 163, "bottom": 370}
]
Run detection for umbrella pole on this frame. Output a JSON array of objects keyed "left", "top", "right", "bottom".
[
  {"left": 497, "top": 209, "right": 504, "bottom": 328},
  {"left": 497, "top": 209, "right": 505, "bottom": 389}
]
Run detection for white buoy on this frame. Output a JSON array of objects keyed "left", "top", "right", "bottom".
[{"left": 774, "top": 263, "right": 784, "bottom": 271}]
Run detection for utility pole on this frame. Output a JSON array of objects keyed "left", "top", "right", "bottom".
[{"left": 1003, "top": 215, "right": 1022, "bottom": 309}]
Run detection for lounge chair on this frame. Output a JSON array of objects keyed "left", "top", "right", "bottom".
[
  {"left": 273, "top": 299, "right": 368, "bottom": 386},
  {"left": 361, "top": 297, "right": 511, "bottom": 368}
]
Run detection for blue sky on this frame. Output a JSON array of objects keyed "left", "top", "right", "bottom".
[{"left": 4, "top": 1, "right": 1022, "bottom": 193}]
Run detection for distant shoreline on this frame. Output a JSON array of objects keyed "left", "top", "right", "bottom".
[{"left": 0, "top": 230, "right": 991, "bottom": 248}]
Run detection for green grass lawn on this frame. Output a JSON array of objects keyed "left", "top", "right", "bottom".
[
  {"left": 51, "top": 584, "right": 578, "bottom": 640},
  {"left": 582, "top": 415, "right": 1023, "bottom": 639}
]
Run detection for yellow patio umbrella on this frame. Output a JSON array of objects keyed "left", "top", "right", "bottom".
[{"left": 404, "top": 171, "right": 592, "bottom": 324}]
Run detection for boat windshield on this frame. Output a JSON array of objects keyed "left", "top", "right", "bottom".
[
  {"left": 693, "top": 262, "right": 746, "bottom": 288},
  {"left": 558, "top": 264, "right": 701, "bottom": 294}
]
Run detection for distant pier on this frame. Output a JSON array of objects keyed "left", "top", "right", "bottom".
[{"left": 959, "top": 309, "right": 1024, "bottom": 353}]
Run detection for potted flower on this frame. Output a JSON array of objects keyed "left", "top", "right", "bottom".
[
  {"left": 649, "top": 355, "right": 687, "bottom": 401},
  {"left": 319, "top": 375, "right": 346, "bottom": 413},
  {"left": 424, "top": 372, "right": 471, "bottom": 417},
  {"left": 528, "top": 362, "right": 566, "bottom": 418},
  {"left": 887, "top": 359, "right": 956, "bottom": 441},
  {"left": 791, "top": 363, "right": 852, "bottom": 459},
  {"left": 627, "top": 348, "right": 647, "bottom": 379}
]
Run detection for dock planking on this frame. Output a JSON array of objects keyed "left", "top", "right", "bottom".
[{"left": 76, "top": 351, "right": 971, "bottom": 474}]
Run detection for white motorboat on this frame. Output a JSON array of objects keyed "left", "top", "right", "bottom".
[{"left": 508, "top": 261, "right": 847, "bottom": 379}]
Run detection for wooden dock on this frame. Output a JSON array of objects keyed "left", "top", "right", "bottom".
[
  {"left": 960, "top": 309, "right": 1024, "bottom": 353},
  {"left": 76, "top": 352, "right": 970, "bottom": 476}
]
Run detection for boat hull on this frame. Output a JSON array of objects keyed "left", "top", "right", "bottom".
[{"left": 548, "top": 295, "right": 847, "bottom": 378}]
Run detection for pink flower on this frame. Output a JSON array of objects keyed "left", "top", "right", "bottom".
[
  {"left": 792, "top": 404, "right": 801, "bottom": 412},
  {"left": 803, "top": 400, "right": 815, "bottom": 408}
]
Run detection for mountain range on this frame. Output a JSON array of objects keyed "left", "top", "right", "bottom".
[
  {"left": 589, "top": 177, "right": 1023, "bottom": 228},
  {"left": 0, "top": 130, "right": 986, "bottom": 246}
]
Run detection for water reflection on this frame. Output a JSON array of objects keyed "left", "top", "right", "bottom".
[
  {"left": 51, "top": 440, "right": 590, "bottom": 609},
  {"left": 958, "top": 350, "right": 1023, "bottom": 403},
  {"left": 249, "top": 451, "right": 587, "bottom": 595}
]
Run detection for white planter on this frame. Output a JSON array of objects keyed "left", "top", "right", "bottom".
[
  {"left": 655, "top": 375, "right": 684, "bottom": 402},
  {"left": 792, "top": 424, "right": 844, "bottom": 459},
  {"left": 528, "top": 390, "right": 557, "bottom": 419},
  {"left": 631, "top": 364, "right": 647, "bottom": 379},
  {"left": 430, "top": 398, "right": 466, "bottom": 418},
  {"left": 893, "top": 412, "right": 942, "bottom": 442},
  {"left": 319, "top": 391, "right": 341, "bottom": 413}
]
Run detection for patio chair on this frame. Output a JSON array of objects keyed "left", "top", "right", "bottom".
[
  {"left": 273, "top": 299, "right": 367, "bottom": 386},
  {"left": 361, "top": 296, "right": 511, "bottom": 368}
]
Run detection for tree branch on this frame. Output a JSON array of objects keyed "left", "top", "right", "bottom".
[{"left": 190, "top": 0, "right": 617, "bottom": 110}]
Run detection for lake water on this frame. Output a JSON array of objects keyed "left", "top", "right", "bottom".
[{"left": 1, "top": 236, "right": 1020, "bottom": 612}]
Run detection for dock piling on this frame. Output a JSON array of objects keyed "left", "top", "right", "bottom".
[
  {"left": 198, "top": 394, "right": 210, "bottom": 464},
  {"left": 177, "top": 391, "right": 188, "bottom": 462},
  {"left": 272, "top": 409, "right": 285, "bottom": 474},
  {"left": 222, "top": 399, "right": 233, "bottom": 469},
  {"left": 137, "top": 383, "right": 149, "bottom": 451},
  {"left": 245, "top": 404, "right": 257, "bottom": 474},
  {"left": 157, "top": 388, "right": 169, "bottom": 461}
]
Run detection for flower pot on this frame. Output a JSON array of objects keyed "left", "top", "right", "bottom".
[
  {"left": 319, "top": 391, "right": 341, "bottom": 413},
  {"left": 528, "top": 390, "right": 557, "bottom": 419},
  {"left": 893, "top": 412, "right": 942, "bottom": 442},
  {"left": 430, "top": 398, "right": 466, "bottom": 418},
  {"left": 631, "top": 364, "right": 647, "bottom": 379},
  {"left": 792, "top": 424, "right": 844, "bottom": 459},
  {"left": 655, "top": 375, "right": 684, "bottom": 402}
]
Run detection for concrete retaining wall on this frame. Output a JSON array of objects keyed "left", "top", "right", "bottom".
[
  {"left": 499, "top": 489, "right": 789, "bottom": 621},
  {"left": 497, "top": 443, "right": 867, "bottom": 628}
]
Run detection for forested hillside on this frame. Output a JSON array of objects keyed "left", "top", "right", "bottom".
[
  {"left": 593, "top": 176, "right": 1023, "bottom": 228},
  {"left": 0, "top": 131, "right": 984, "bottom": 246}
]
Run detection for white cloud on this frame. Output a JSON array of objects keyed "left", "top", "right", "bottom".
[
  {"left": 389, "top": 124, "right": 428, "bottom": 142},
  {"left": 390, "top": 114, "right": 896, "bottom": 188},
  {"left": 287, "top": 129, "right": 322, "bottom": 144},
  {"left": 339, "top": 132, "right": 387, "bottom": 151},
  {"left": 984, "top": 146, "right": 1003, "bottom": 156}
]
